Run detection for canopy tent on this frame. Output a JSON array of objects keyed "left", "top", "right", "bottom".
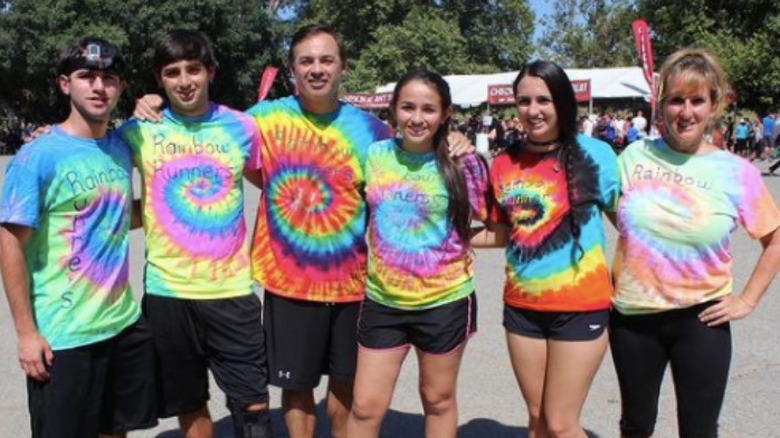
[{"left": 373, "top": 66, "right": 652, "bottom": 108}]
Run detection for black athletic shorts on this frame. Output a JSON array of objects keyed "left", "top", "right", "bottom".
[
  {"left": 358, "top": 292, "right": 477, "bottom": 354},
  {"left": 264, "top": 291, "right": 359, "bottom": 390},
  {"left": 27, "top": 318, "right": 158, "bottom": 438},
  {"left": 503, "top": 305, "right": 609, "bottom": 341},
  {"left": 142, "top": 293, "right": 269, "bottom": 418}
]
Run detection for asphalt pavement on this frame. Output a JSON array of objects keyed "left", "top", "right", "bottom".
[{"left": 1, "top": 154, "right": 778, "bottom": 437}]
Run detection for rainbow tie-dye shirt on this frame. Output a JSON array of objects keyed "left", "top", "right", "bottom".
[
  {"left": 613, "top": 138, "right": 780, "bottom": 314},
  {"left": 119, "top": 103, "right": 260, "bottom": 299},
  {"left": 247, "top": 97, "right": 393, "bottom": 302},
  {"left": 488, "top": 135, "right": 618, "bottom": 312},
  {"left": 365, "top": 139, "right": 488, "bottom": 309},
  {"left": 0, "top": 126, "right": 140, "bottom": 350}
]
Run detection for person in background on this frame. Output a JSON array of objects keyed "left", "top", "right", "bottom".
[{"left": 631, "top": 110, "right": 648, "bottom": 138}]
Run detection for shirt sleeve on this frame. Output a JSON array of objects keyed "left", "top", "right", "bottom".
[
  {"left": 737, "top": 164, "right": 780, "bottom": 239},
  {"left": 487, "top": 158, "right": 505, "bottom": 226},
  {"left": 244, "top": 116, "right": 263, "bottom": 172},
  {"left": 462, "top": 154, "right": 488, "bottom": 221},
  {"left": 0, "top": 156, "right": 43, "bottom": 228},
  {"left": 598, "top": 146, "right": 620, "bottom": 212},
  {"left": 116, "top": 119, "right": 143, "bottom": 168}
]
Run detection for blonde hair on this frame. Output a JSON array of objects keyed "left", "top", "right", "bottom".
[{"left": 656, "top": 48, "right": 728, "bottom": 117}]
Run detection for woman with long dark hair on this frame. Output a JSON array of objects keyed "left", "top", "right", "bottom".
[
  {"left": 346, "top": 70, "right": 487, "bottom": 438},
  {"left": 473, "top": 60, "right": 619, "bottom": 437}
]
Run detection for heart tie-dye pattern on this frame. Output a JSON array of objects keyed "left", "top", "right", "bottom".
[
  {"left": 0, "top": 127, "right": 140, "bottom": 350},
  {"left": 613, "top": 138, "right": 780, "bottom": 314},
  {"left": 248, "top": 97, "right": 393, "bottom": 302},
  {"left": 365, "top": 140, "right": 488, "bottom": 309},
  {"left": 489, "top": 135, "right": 618, "bottom": 312},
  {"left": 120, "top": 104, "right": 257, "bottom": 299}
]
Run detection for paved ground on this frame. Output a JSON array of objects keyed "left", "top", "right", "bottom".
[{"left": 1, "top": 153, "right": 779, "bottom": 437}]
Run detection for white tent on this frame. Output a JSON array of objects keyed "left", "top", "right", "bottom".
[{"left": 375, "top": 66, "right": 652, "bottom": 107}]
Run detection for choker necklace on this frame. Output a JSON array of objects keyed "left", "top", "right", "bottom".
[
  {"left": 525, "top": 139, "right": 560, "bottom": 154},
  {"left": 527, "top": 138, "right": 559, "bottom": 147},
  {"left": 523, "top": 139, "right": 564, "bottom": 172}
]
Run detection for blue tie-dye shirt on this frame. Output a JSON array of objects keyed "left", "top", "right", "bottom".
[{"left": 0, "top": 126, "right": 140, "bottom": 350}]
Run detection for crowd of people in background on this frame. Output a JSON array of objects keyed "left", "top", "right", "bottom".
[
  {"left": 0, "top": 121, "right": 38, "bottom": 155},
  {"left": 451, "top": 106, "right": 780, "bottom": 170}
]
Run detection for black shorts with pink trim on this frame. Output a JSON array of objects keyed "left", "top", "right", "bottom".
[{"left": 358, "top": 292, "right": 477, "bottom": 354}]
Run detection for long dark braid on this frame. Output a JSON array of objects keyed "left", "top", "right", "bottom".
[{"left": 561, "top": 138, "right": 584, "bottom": 261}]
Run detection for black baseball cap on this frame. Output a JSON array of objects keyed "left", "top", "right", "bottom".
[{"left": 57, "top": 37, "right": 127, "bottom": 78}]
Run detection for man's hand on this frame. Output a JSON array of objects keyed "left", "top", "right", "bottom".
[
  {"left": 446, "top": 131, "right": 475, "bottom": 157},
  {"left": 134, "top": 94, "right": 165, "bottom": 122},
  {"left": 18, "top": 331, "right": 53, "bottom": 381}
]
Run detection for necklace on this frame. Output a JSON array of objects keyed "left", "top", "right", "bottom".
[
  {"left": 527, "top": 138, "right": 559, "bottom": 147},
  {"left": 523, "top": 139, "right": 564, "bottom": 172}
]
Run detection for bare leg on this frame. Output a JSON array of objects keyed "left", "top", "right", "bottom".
[
  {"left": 543, "top": 332, "right": 608, "bottom": 438},
  {"left": 328, "top": 377, "right": 357, "bottom": 438},
  {"left": 506, "top": 332, "right": 550, "bottom": 438},
  {"left": 179, "top": 405, "right": 214, "bottom": 438},
  {"left": 418, "top": 344, "right": 467, "bottom": 438},
  {"left": 347, "top": 347, "right": 409, "bottom": 438},
  {"left": 283, "top": 389, "right": 316, "bottom": 438}
]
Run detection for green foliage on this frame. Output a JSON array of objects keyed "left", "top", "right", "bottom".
[
  {"left": 0, "top": 0, "right": 285, "bottom": 123},
  {"left": 293, "top": 0, "right": 534, "bottom": 92},
  {"left": 439, "top": 0, "right": 535, "bottom": 71},
  {"left": 637, "top": 0, "right": 780, "bottom": 111},
  {"left": 537, "top": 0, "right": 638, "bottom": 68},
  {"left": 345, "top": 6, "right": 476, "bottom": 91}
]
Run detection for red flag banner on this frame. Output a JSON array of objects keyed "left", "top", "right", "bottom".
[
  {"left": 631, "top": 19, "right": 655, "bottom": 91},
  {"left": 342, "top": 92, "right": 393, "bottom": 109},
  {"left": 487, "top": 85, "right": 515, "bottom": 105},
  {"left": 571, "top": 79, "right": 591, "bottom": 102},
  {"left": 257, "top": 66, "right": 279, "bottom": 102},
  {"left": 725, "top": 82, "right": 738, "bottom": 105}
]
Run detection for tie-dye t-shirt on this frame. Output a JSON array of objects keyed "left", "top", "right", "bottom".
[
  {"left": 488, "top": 135, "right": 618, "bottom": 312},
  {"left": 613, "top": 138, "right": 780, "bottom": 314},
  {"left": 0, "top": 126, "right": 140, "bottom": 350},
  {"left": 365, "top": 139, "right": 488, "bottom": 310},
  {"left": 247, "top": 97, "right": 393, "bottom": 302},
  {"left": 119, "top": 103, "right": 259, "bottom": 299}
]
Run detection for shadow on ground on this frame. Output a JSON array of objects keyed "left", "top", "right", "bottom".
[{"left": 153, "top": 401, "right": 600, "bottom": 437}]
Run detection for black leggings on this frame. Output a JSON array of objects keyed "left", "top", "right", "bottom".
[{"left": 610, "top": 304, "right": 731, "bottom": 438}]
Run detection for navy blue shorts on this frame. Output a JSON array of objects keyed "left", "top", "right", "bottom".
[
  {"left": 503, "top": 305, "right": 608, "bottom": 341},
  {"left": 358, "top": 292, "right": 477, "bottom": 354}
]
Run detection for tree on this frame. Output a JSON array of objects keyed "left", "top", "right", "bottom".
[
  {"left": 0, "top": 0, "right": 285, "bottom": 123},
  {"left": 637, "top": 0, "right": 780, "bottom": 110},
  {"left": 439, "top": 0, "right": 535, "bottom": 71},
  {"left": 537, "top": 0, "right": 638, "bottom": 68},
  {"left": 291, "top": 0, "right": 535, "bottom": 92},
  {"left": 345, "top": 6, "right": 476, "bottom": 91}
]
